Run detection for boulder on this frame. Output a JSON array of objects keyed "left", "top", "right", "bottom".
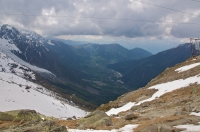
[
  {"left": 4, "top": 120, "right": 68, "bottom": 132},
  {"left": 141, "top": 102, "right": 150, "bottom": 108},
  {"left": 13, "top": 109, "right": 42, "bottom": 122},
  {"left": 124, "top": 113, "right": 139, "bottom": 120},
  {"left": 183, "top": 105, "right": 192, "bottom": 112},
  {"left": 174, "top": 111, "right": 188, "bottom": 116},
  {"left": 130, "top": 105, "right": 141, "bottom": 111},
  {"left": 0, "top": 112, "right": 15, "bottom": 121},
  {"left": 192, "top": 105, "right": 200, "bottom": 112},
  {"left": 78, "top": 110, "right": 112, "bottom": 129},
  {"left": 136, "top": 95, "right": 151, "bottom": 102},
  {"left": 158, "top": 124, "right": 175, "bottom": 132}
]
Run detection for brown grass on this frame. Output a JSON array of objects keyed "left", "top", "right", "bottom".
[
  {"left": 56, "top": 119, "right": 78, "bottom": 129},
  {"left": 147, "top": 57, "right": 200, "bottom": 87},
  {"left": 133, "top": 115, "right": 187, "bottom": 132},
  {"left": 0, "top": 121, "right": 20, "bottom": 130}
]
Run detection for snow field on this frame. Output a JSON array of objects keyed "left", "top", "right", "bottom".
[
  {"left": 0, "top": 51, "right": 35, "bottom": 80},
  {"left": 0, "top": 72, "right": 87, "bottom": 119},
  {"left": 175, "top": 62, "right": 200, "bottom": 73}
]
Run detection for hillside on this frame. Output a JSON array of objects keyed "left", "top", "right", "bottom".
[{"left": 52, "top": 56, "right": 200, "bottom": 131}]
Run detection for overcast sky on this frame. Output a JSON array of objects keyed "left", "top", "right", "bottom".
[{"left": 0, "top": 0, "right": 200, "bottom": 53}]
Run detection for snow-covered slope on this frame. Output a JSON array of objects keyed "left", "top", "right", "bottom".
[
  {"left": 0, "top": 51, "right": 35, "bottom": 79},
  {"left": 0, "top": 25, "right": 53, "bottom": 75},
  {"left": 0, "top": 52, "right": 87, "bottom": 119}
]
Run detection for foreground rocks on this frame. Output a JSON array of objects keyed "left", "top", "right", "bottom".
[
  {"left": 77, "top": 110, "right": 112, "bottom": 129},
  {"left": 0, "top": 109, "right": 67, "bottom": 132}
]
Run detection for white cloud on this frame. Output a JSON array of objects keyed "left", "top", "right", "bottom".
[{"left": 0, "top": 0, "right": 199, "bottom": 52}]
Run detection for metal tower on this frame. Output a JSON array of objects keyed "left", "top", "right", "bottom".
[{"left": 190, "top": 38, "right": 200, "bottom": 56}]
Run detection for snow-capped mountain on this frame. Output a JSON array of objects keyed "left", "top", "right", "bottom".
[
  {"left": 0, "top": 51, "right": 87, "bottom": 119},
  {"left": 0, "top": 25, "right": 54, "bottom": 76},
  {"left": 0, "top": 24, "right": 80, "bottom": 82},
  {"left": 0, "top": 24, "right": 193, "bottom": 109}
]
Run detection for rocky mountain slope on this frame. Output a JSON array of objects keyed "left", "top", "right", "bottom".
[{"left": 54, "top": 56, "right": 200, "bottom": 132}]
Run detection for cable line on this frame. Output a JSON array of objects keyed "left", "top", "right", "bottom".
[
  {"left": 190, "top": 0, "right": 200, "bottom": 2},
  {"left": 0, "top": 12, "right": 200, "bottom": 25},
  {"left": 133, "top": 0, "right": 200, "bottom": 18}
]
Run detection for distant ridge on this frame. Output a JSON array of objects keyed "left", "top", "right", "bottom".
[{"left": 108, "top": 43, "right": 191, "bottom": 89}]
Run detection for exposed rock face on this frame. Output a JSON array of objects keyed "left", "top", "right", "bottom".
[{"left": 78, "top": 110, "right": 112, "bottom": 129}]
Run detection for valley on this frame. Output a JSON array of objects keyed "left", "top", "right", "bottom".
[{"left": 0, "top": 24, "right": 199, "bottom": 132}]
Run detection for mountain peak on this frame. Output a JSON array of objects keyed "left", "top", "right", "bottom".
[{"left": 0, "top": 24, "right": 46, "bottom": 48}]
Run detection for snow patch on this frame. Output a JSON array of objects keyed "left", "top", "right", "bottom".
[
  {"left": 47, "top": 40, "right": 54, "bottom": 45},
  {"left": 191, "top": 112, "right": 200, "bottom": 117},
  {"left": 106, "top": 74, "right": 200, "bottom": 116},
  {"left": 68, "top": 124, "right": 138, "bottom": 132},
  {"left": 175, "top": 62, "right": 200, "bottom": 73},
  {"left": 174, "top": 123, "right": 200, "bottom": 132}
]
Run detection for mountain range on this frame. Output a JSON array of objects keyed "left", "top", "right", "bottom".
[
  {"left": 108, "top": 43, "right": 191, "bottom": 90},
  {"left": 1, "top": 40, "right": 199, "bottom": 131},
  {"left": 0, "top": 24, "right": 192, "bottom": 108}
]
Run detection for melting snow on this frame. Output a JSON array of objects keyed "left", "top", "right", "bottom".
[
  {"left": 68, "top": 124, "right": 138, "bottom": 132},
  {"left": 175, "top": 62, "right": 200, "bottom": 73},
  {"left": 106, "top": 74, "right": 200, "bottom": 116}
]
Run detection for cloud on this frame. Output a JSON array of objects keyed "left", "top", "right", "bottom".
[{"left": 0, "top": 0, "right": 199, "bottom": 40}]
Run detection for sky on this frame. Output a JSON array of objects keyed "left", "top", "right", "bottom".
[{"left": 0, "top": 0, "right": 200, "bottom": 54}]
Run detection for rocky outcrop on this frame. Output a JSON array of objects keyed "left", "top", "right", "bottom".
[
  {"left": 13, "top": 109, "right": 42, "bottom": 122},
  {"left": 77, "top": 110, "right": 112, "bottom": 129},
  {"left": 124, "top": 113, "right": 139, "bottom": 120},
  {"left": 0, "top": 109, "right": 67, "bottom": 132},
  {"left": 0, "top": 112, "right": 15, "bottom": 121},
  {"left": 2, "top": 120, "right": 67, "bottom": 132}
]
